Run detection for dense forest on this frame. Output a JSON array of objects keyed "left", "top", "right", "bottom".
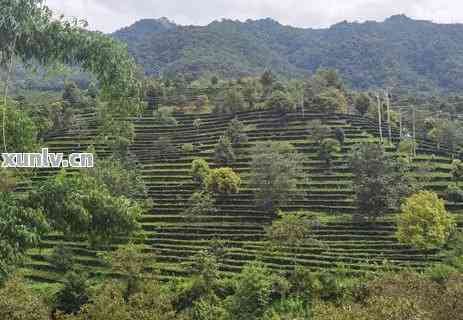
[{"left": 113, "top": 15, "right": 463, "bottom": 95}]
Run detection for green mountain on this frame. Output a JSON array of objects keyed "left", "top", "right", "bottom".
[{"left": 113, "top": 15, "right": 463, "bottom": 94}]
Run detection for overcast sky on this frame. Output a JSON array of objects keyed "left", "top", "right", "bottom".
[{"left": 45, "top": 0, "right": 463, "bottom": 33}]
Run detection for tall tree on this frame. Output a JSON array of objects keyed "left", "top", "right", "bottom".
[
  {"left": 249, "top": 141, "right": 306, "bottom": 212},
  {"left": 350, "top": 143, "right": 415, "bottom": 221}
]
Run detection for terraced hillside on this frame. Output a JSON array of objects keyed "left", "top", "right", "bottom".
[{"left": 23, "top": 110, "right": 463, "bottom": 282}]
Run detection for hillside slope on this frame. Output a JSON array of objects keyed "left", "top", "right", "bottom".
[
  {"left": 113, "top": 15, "right": 463, "bottom": 94},
  {"left": 21, "top": 110, "right": 463, "bottom": 282}
]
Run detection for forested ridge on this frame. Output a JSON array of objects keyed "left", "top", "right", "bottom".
[{"left": 113, "top": 14, "right": 463, "bottom": 94}]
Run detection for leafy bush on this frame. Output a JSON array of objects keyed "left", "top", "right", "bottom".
[
  {"left": 397, "top": 191, "right": 456, "bottom": 251},
  {"left": 334, "top": 127, "right": 345, "bottom": 145},
  {"left": 214, "top": 136, "right": 236, "bottom": 165},
  {"left": 225, "top": 118, "right": 248, "bottom": 145},
  {"left": 182, "top": 143, "right": 194, "bottom": 153},
  {"left": 191, "top": 159, "right": 210, "bottom": 186},
  {"left": 266, "top": 90, "right": 295, "bottom": 114},
  {"left": 307, "top": 120, "right": 331, "bottom": 143},
  {"left": 224, "top": 262, "right": 274, "bottom": 320},
  {"left": 451, "top": 159, "right": 463, "bottom": 180},
  {"left": 205, "top": 168, "right": 241, "bottom": 195},
  {"left": 319, "top": 138, "right": 341, "bottom": 166},
  {"left": 184, "top": 192, "right": 216, "bottom": 222},
  {"left": 55, "top": 271, "right": 90, "bottom": 314},
  {"left": 446, "top": 183, "right": 463, "bottom": 203},
  {"left": 48, "top": 244, "right": 74, "bottom": 273},
  {"left": 153, "top": 107, "right": 178, "bottom": 126}
]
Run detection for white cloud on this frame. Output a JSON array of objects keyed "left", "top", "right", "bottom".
[{"left": 45, "top": 0, "right": 463, "bottom": 33}]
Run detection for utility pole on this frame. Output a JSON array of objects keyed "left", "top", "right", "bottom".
[
  {"left": 385, "top": 89, "right": 392, "bottom": 143},
  {"left": 376, "top": 93, "right": 383, "bottom": 143},
  {"left": 301, "top": 90, "right": 305, "bottom": 119},
  {"left": 412, "top": 106, "right": 417, "bottom": 156},
  {"left": 399, "top": 108, "right": 403, "bottom": 141}
]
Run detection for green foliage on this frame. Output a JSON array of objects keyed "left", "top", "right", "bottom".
[
  {"left": 98, "top": 116, "right": 135, "bottom": 161},
  {"left": 0, "top": 192, "right": 48, "bottom": 279},
  {"left": 397, "top": 191, "right": 456, "bottom": 251},
  {"left": 428, "top": 119, "right": 463, "bottom": 154},
  {"left": 0, "top": 101, "right": 38, "bottom": 152},
  {"left": 450, "top": 159, "right": 463, "bottom": 180},
  {"left": 0, "top": 274, "right": 49, "bottom": 320},
  {"left": 102, "top": 244, "right": 157, "bottom": 300},
  {"left": 398, "top": 138, "right": 416, "bottom": 159},
  {"left": 182, "top": 143, "right": 194, "bottom": 153},
  {"left": 193, "top": 118, "right": 202, "bottom": 131},
  {"left": 1, "top": 0, "right": 142, "bottom": 113},
  {"left": 319, "top": 138, "right": 341, "bottom": 167},
  {"left": 242, "top": 78, "right": 262, "bottom": 109},
  {"left": 190, "top": 159, "right": 210, "bottom": 186},
  {"left": 60, "top": 279, "right": 176, "bottom": 320},
  {"left": 113, "top": 16, "right": 463, "bottom": 93},
  {"left": 266, "top": 212, "right": 319, "bottom": 251},
  {"left": 249, "top": 141, "right": 306, "bottom": 212},
  {"left": 216, "top": 87, "right": 246, "bottom": 115},
  {"left": 314, "top": 88, "right": 348, "bottom": 114},
  {"left": 205, "top": 168, "right": 241, "bottom": 195},
  {"left": 224, "top": 118, "right": 248, "bottom": 145},
  {"left": 307, "top": 120, "right": 331, "bottom": 143},
  {"left": 48, "top": 244, "right": 74, "bottom": 274},
  {"left": 85, "top": 159, "right": 147, "bottom": 199},
  {"left": 152, "top": 136, "right": 177, "bottom": 157},
  {"left": 214, "top": 136, "right": 236, "bottom": 165},
  {"left": 334, "top": 127, "right": 345, "bottom": 145},
  {"left": 184, "top": 192, "right": 216, "bottom": 222},
  {"left": 354, "top": 93, "right": 372, "bottom": 116},
  {"left": 445, "top": 183, "right": 463, "bottom": 203},
  {"left": 28, "top": 171, "right": 142, "bottom": 246},
  {"left": 153, "top": 107, "right": 178, "bottom": 126},
  {"left": 267, "top": 90, "right": 295, "bottom": 114},
  {"left": 0, "top": 167, "right": 17, "bottom": 192},
  {"left": 224, "top": 262, "right": 274, "bottom": 320},
  {"left": 350, "top": 143, "right": 416, "bottom": 220},
  {"left": 55, "top": 271, "right": 90, "bottom": 315},
  {"left": 62, "top": 82, "right": 82, "bottom": 106}
]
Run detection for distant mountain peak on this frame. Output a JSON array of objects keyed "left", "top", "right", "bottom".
[{"left": 385, "top": 14, "right": 414, "bottom": 22}]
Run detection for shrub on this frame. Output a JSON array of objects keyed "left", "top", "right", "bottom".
[
  {"left": 153, "top": 107, "right": 178, "bottom": 126},
  {"left": 191, "top": 159, "right": 210, "bottom": 186},
  {"left": 314, "top": 88, "right": 348, "bottom": 114},
  {"left": 214, "top": 136, "right": 236, "bottom": 165},
  {"left": 334, "top": 127, "right": 345, "bottom": 145},
  {"left": 182, "top": 143, "right": 194, "bottom": 153},
  {"left": 48, "top": 244, "right": 74, "bottom": 273},
  {"left": 205, "top": 168, "right": 241, "bottom": 195},
  {"left": 184, "top": 192, "right": 216, "bottom": 223},
  {"left": 216, "top": 88, "right": 246, "bottom": 115},
  {"left": 397, "top": 191, "right": 456, "bottom": 252},
  {"left": 319, "top": 138, "right": 341, "bottom": 167},
  {"left": 446, "top": 183, "right": 463, "bottom": 203},
  {"left": 266, "top": 90, "right": 295, "bottom": 114},
  {"left": 224, "top": 262, "right": 274, "bottom": 320},
  {"left": 225, "top": 118, "right": 248, "bottom": 145},
  {"left": 307, "top": 120, "right": 331, "bottom": 143},
  {"left": 451, "top": 159, "right": 463, "bottom": 180},
  {"left": 0, "top": 275, "right": 49, "bottom": 320},
  {"left": 55, "top": 271, "right": 90, "bottom": 314}
]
